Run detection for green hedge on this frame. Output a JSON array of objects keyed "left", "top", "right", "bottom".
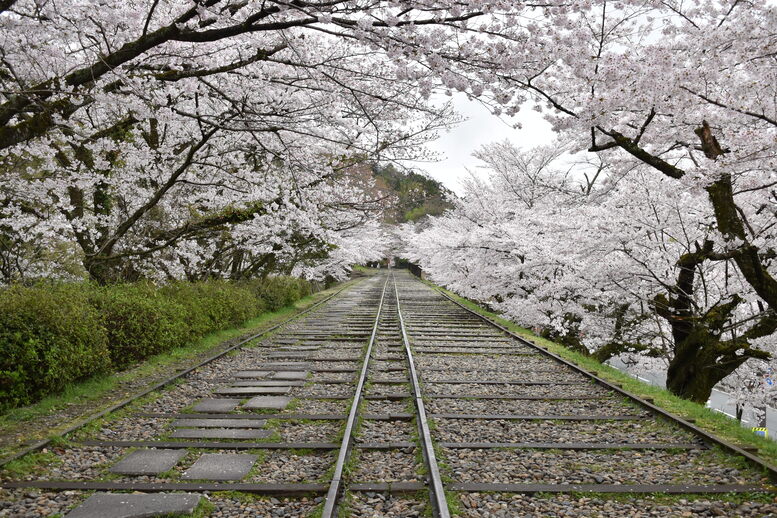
[
  {"left": 0, "top": 284, "right": 112, "bottom": 411},
  {"left": 243, "top": 276, "right": 313, "bottom": 311},
  {"left": 0, "top": 276, "right": 314, "bottom": 413},
  {"left": 161, "top": 280, "right": 262, "bottom": 337}
]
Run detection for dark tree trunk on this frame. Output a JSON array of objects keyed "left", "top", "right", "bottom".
[
  {"left": 83, "top": 255, "right": 141, "bottom": 285},
  {"left": 665, "top": 327, "right": 748, "bottom": 403},
  {"left": 589, "top": 121, "right": 776, "bottom": 403},
  {"left": 654, "top": 242, "right": 765, "bottom": 403}
]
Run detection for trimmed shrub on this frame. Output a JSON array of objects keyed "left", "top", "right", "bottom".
[
  {"left": 245, "top": 276, "right": 313, "bottom": 311},
  {"left": 161, "top": 280, "right": 261, "bottom": 334},
  {"left": 89, "top": 282, "right": 191, "bottom": 370},
  {"left": 0, "top": 284, "right": 111, "bottom": 412},
  {"left": 0, "top": 275, "right": 317, "bottom": 413},
  {"left": 189, "top": 280, "right": 258, "bottom": 328}
]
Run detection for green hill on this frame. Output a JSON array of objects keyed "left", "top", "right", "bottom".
[{"left": 371, "top": 163, "right": 454, "bottom": 223}]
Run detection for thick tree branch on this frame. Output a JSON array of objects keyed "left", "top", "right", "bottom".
[
  {"left": 89, "top": 125, "right": 220, "bottom": 260},
  {"left": 681, "top": 87, "right": 777, "bottom": 128},
  {"left": 598, "top": 127, "right": 685, "bottom": 179},
  {"left": 153, "top": 44, "right": 288, "bottom": 81}
]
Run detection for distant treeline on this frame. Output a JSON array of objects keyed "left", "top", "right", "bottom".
[{"left": 371, "top": 163, "right": 454, "bottom": 223}]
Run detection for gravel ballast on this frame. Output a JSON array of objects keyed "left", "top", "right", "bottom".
[
  {"left": 349, "top": 492, "right": 427, "bottom": 517},
  {"left": 422, "top": 370, "right": 587, "bottom": 383},
  {"left": 277, "top": 421, "right": 340, "bottom": 442},
  {"left": 444, "top": 448, "right": 769, "bottom": 485},
  {"left": 206, "top": 494, "right": 319, "bottom": 517},
  {"left": 365, "top": 400, "right": 409, "bottom": 414},
  {"left": 352, "top": 450, "right": 420, "bottom": 483},
  {"left": 0, "top": 489, "right": 81, "bottom": 517},
  {"left": 433, "top": 418, "right": 698, "bottom": 444},
  {"left": 358, "top": 420, "right": 414, "bottom": 443},
  {"left": 423, "top": 382, "right": 610, "bottom": 397},
  {"left": 296, "top": 383, "right": 354, "bottom": 397},
  {"left": 415, "top": 356, "right": 547, "bottom": 370},
  {"left": 247, "top": 452, "right": 333, "bottom": 483},
  {"left": 424, "top": 397, "right": 647, "bottom": 416},
  {"left": 457, "top": 493, "right": 777, "bottom": 518}
]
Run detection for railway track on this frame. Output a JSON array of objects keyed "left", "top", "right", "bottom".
[{"left": 0, "top": 271, "right": 775, "bottom": 517}]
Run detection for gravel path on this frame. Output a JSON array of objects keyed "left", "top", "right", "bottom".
[
  {"left": 433, "top": 418, "right": 698, "bottom": 444},
  {"left": 457, "top": 493, "right": 777, "bottom": 517},
  {"left": 349, "top": 493, "right": 427, "bottom": 517},
  {"left": 444, "top": 448, "right": 770, "bottom": 485}
]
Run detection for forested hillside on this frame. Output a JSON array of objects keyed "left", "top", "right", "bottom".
[{"left": 371, "top": 163, "right": 454, "bottom": 223}]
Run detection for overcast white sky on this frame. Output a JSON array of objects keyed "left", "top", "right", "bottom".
[{"left": 409, "top": 93, "right": 556, "bottom": 194}]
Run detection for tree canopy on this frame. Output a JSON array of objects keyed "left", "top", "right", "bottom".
[{"left": 1, "top": 0, "right": 776, "bottom": 410}]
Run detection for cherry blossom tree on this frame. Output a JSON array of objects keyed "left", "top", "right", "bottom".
[
  {"left": 403, "top": 135, "right": 777, "bottom": 403},
  {"left": 719, "top": 356, "right": 777, "bottom": 427},
  {"left": 404, "top": 0, "right": 777, "bottom": 403},
  {"left": 511, "top": 0, "right": 777, "bottom": 402},
  {"left": 2, "top": 0, "right": 517, "bottom": 282},
  {"left": 4, "top": 0, "right": 776, "bottom": 406}
]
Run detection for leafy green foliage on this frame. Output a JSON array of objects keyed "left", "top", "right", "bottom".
[
  {"left": 90, "top": 282, "right": 191, "bottom": 369},
  {"left": 0, "top": 276, "right": 311, "bottom": 412},
  {"left": 0, "top": 284, "right": 111, "bottom": 411},
  {"left": 243, "top": 276, "right": 313, "bottom": 311},
  {"left": 371, "top": 163, "right": 454, "bottom": 223},
  {"left": 161, "top": 280, "right": 259, "bottom": 338}
]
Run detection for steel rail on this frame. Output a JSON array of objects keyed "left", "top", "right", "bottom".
[
  {"left": 428, "top": 280, "right": 777, "bottom": 484},
  {"left": 321, "top": 274, "right": 390, "bottom": 518},
  {"left": 0, "top": 280, "right": 358, "bottom": 469},
  {"left": 393, "top": 273, "right": 451, "bottom": 518}
]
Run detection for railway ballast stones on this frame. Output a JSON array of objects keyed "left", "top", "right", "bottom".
[{"left": 1, "top": 272, "right": 774, "bottom": 517}]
